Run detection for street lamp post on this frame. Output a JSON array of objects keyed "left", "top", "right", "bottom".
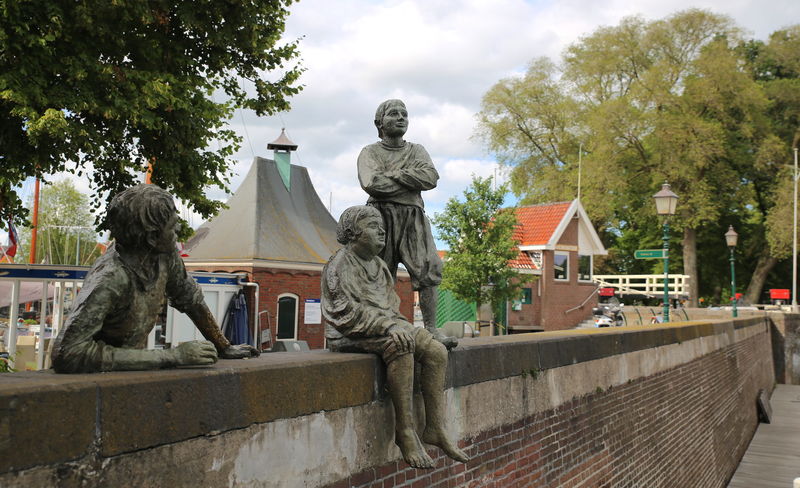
[
  {"left": 654, "top": 182, "right": 678, "bottom": 323},
  {"left": 793, "top": 147, "right": 798, "bottom": 313},
  {"left": 725, "top": 226, "right": 739, "bottom": 318}
]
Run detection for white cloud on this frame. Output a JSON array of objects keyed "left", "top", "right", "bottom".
[
  {"left": 237, "top": 0, "right": 798, "bottom": 228},
  {"left": 4, "top": 0, "right": 798, "bottom": 246}
]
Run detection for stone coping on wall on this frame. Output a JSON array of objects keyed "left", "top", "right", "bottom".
[{"left": 0, "top": 316, "right": 765, "bottom": 475}]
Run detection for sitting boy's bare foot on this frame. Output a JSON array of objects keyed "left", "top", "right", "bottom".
[
  {"left": 396, "top": 428, "right": 435, "bottom": 469},
  {"left": 422, "top": 428, "right": 470, "bottom": 463}
]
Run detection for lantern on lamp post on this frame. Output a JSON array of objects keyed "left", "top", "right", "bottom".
[
  {"left": 725, "top": 225, "right": 739, "bottom": 318},
  {"left": 653, "top": 182, "right": 678, "bottom": 323}
]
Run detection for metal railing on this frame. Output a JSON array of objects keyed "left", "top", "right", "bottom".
[
  {"left": 564, "top": 285, "right": 600, "bottom": 315},
  {"left": 0, "top": 264, "right": 87, "bottom": 371},
  {"left": 1, "top": 263, "right": 245, "bottom": 371}
]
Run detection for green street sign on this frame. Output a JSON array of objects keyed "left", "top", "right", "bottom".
[{"left": 634, "top": 249, "right": 667, "bottom": 259}]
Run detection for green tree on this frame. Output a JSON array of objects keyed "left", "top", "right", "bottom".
[
  {"left": 432, "top": 176, "right": 528, "bottom": 321},
  {"left": 0, "top": 0, "right": 302, "bottom": 230},
  {"left": 739, "top": 26, "right": 800, "bottom": 302},
  {"left": 18, "top": 179, "right": 102, "bottom": 266},
  {"left": 478, "top": 9, "right": 784, "bottom": 305}
]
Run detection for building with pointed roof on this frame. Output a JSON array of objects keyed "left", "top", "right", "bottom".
[
  {"left": 184, "top": 157, "right": 340, "bottom": 267},
  {"left": 182, "top": 133, "right": 413, "bottom": 349},
  {"left": 505, "top": 199, "right": 607, "bottom": 332}
]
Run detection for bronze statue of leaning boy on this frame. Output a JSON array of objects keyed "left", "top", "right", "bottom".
[
  {"left": 52, "top": 184, "right": 259, "bottom": 374},
  {"left": 322, "top": 205, "right": 469, "bottom": 468}
]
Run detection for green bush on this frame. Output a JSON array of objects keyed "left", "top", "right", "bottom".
[{"left": 0, "top": 355, "right": 15, "bottom": 373}]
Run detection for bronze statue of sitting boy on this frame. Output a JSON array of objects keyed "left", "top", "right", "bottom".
[
  {"left": 322, "top": 205, "right": 468, "bottom": 468},
  {"left": 52, "top": 184, "right": 259, "bottom": 373}
]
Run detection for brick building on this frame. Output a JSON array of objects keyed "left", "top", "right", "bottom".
[
  {"left": 506, "top": 200, "right": 606, "bottom": 332},
  {"left": 182, "top": 131, "right": 413, "bottom": 350}
]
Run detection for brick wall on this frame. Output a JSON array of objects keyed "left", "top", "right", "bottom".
[
  {"left": 253, "top": 268, "right": 326, "bottom": 349},
  {"left": 323, "top": 322, "right": 772, "bottom": 488},
  {"left": 1, "top": 318, "right": 774, "bottom": 487},
  {"left": 768, "top": 311, "right": 800, "bottom": 384},
  {"left": 507, "top": 278, "right": 539, "bottom": 328},
  {"left": 629, "top": 307, "right": 800, "bottom": 385}
]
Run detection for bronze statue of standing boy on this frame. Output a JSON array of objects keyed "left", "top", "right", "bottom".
[{"left": 357, "top": 99, "right": 455, "bottom": 349}]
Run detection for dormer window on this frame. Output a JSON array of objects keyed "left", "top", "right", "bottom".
[{"left": 529, "top": 251, "right": 542, "bottom": 269}]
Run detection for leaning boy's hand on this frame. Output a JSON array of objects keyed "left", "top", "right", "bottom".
[
  {"left": 220, "top": 344, "right": 261, "bottom": 359},
  {"left": 174, "top": 340, "right": 218, "bottom": 366}
]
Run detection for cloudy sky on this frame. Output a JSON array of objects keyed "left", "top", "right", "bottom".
[
  {"left": 222, "top": 0, "right": 799, "bottom": 226},
  {"left": 5, "top": 0, "right": 799, "bottom": 246}
]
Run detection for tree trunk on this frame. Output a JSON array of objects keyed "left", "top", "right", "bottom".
[
  {"left": 682, "top": 227, "right": 699, "bottom": 307},
  {"left": 744, "top": 253, "right": 778, "bottom": 305}
]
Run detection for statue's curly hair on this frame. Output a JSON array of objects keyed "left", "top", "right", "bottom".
[
  {"left": 336, "top": 205, "right": 382, "bottom": 245},
  {"left": 374, "top": 99, "right": 406, "bottom": 138},
  {"left": 107, "top": 184, "right": 176, "bottom": 249}
]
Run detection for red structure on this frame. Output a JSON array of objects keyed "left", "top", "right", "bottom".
[
  {"left": 505, "top": 200, "right": 607, "bottom": 332},
  {"left": 770, "top": 289, "right": 790, "bottom": 305},
  {"left": 599, "top": 287, "right": 616, "bottom": 297},
  {"left": 183, "top": 132, "right": 412, "bottom": 350}
]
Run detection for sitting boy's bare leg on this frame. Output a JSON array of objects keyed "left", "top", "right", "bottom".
[
  {"left": 419, "top": 341, "right": 470, "bottom": 463},
  {"left": 388, "top": 354, "right": 435, "bottom": 469}
]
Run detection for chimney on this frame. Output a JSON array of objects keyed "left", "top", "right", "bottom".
[{"left": 267, "top": 128, "right": 298, "bottom": 191}]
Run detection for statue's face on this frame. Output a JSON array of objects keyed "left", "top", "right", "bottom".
[
  {"left": 153, "top": 212, "right": 179, "bottom": 254},
  {"left": 378, "top": 103, "right": 408, "bottom": 139},
  {"left": 353, "top": 214, "right": 386, "bottom": 256}
]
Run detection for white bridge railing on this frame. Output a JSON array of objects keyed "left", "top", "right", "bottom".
[{"left": 592, "top": 274, "right": 690, "bottom": 299}]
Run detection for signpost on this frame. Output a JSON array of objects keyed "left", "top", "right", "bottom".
[{"left": 634, "top": 249, "right": 667, "bottom": 259}]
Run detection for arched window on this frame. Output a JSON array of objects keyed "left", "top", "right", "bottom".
[{"left": 276, "top": 293, "right": 298, "bottom": 340}]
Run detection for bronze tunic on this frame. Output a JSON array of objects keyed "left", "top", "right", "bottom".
[{"left": 51, "top": 243, "right": 204, "bottom": 373}]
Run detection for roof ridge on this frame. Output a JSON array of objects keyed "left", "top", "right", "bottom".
[{"left": 513, "top": 201, "right": 572, "bottom": 209}]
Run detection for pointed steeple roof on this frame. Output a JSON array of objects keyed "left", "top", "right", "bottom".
[
  {"left": 183, "top": 158, "right": 340, "bottom": 265},
  {"left": 267, "top": 128, "right": 298, "bottom": 151}
]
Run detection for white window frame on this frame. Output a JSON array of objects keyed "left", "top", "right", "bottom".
[
  {"left": 553, "top": 251, "right": 570, "bottom": 282},
  {"left": 276, "top": 293, "right": 299, "bottom": 340}
]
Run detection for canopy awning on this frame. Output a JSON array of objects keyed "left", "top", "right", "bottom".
[{"left": 0, "top": 281, "right": 56, "bottom": 308}]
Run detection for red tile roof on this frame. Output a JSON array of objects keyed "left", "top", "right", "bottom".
[
  {"left": 509, "top": 250, "right": 537, "bottom": 270},
  {"left": 438, "top": 202, "right": 575, "bottom": 272},
  {"left": 513, "top": 202, "right": 572, "bottom": 247}
]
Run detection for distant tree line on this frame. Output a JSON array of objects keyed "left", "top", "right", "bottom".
[
  {"left": 477, "top": 9, "right": 800, "bottom": 305},
  {"left": 17, "top": 180, "right": 103, "bottom": 267}
]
